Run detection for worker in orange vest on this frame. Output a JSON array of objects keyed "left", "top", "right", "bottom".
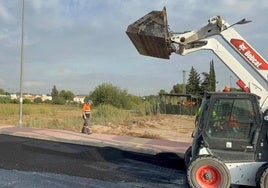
[
  {"left": 223, "top": 86, "right": 230, "bottom": 92},
  {"left": 81, "top": 100, "right": 92, "bottom": 134}
]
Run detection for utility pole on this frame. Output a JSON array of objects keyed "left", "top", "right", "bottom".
[
  {"left": 182, "top": 70, "right": 186, "bottom": 94},
  {"left": 19, "top": 0, "right": 25, "bottom": 127}
]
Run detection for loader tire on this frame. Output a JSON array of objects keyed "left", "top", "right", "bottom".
[
  {"left": 256, "top": 163, "right": 268, "bottom": 188},
  {"left": 184, "top": 146, "right": 192, "bottom": 167},
  {"left": 187, "top": 155, "right": 230, "bottom": 188}
]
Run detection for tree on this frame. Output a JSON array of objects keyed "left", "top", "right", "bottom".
[
  {"left": 0, "top": 89, "right": 5, "bottom": 95},
  {"left": 209, "top": 60, "right": 216, "bottom": 91},
  {"left": 200, "top": 60, "right": 216, "bottom": 92},
  {"left": 51, "top": 85, "right": 59, "bottom": 100},
  {"left": 200, "top": 72, "right": 210, "bottom": 91},
  {"left": 0, "top": 88, "right": 9, "bottom": 95},
  {"left": 186, "top": 66, "right": 201, "bottom": 95},
  {"left": 89, "top": 83, "right": 132, "bottom": 109},
  {"left": 52, "top": 96, "right": 66, "bottom": 105},
  {"left": 59, "top": 90, "right": 74, "bottom": 102},
  {"left": 51, "top": 85, "right": 65, "bottom": 105},
  {"left": 33, "top": 97, "right": 43, "bottom": 103},
  {"left": 170, "top": 84, "right": 184, "bottom": 94},
  {"left": 0, "top": 95, "right": 11, "bottom": 103},
  {"left": 159, "top": 89, "right": 167, "bottom": 95},
  {"left": 23, "top": 98, "right": 32, "bottom": 104}
]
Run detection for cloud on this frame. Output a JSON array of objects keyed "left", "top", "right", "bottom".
[
  {"left": 0, "top": 2, "right": 13, "bottom": 22},
  {"left": 0, "top": 0, "right": 267, "bottom": 96},
  {"left": 24, "top": 80, "right": 46, "bottom": 87}
]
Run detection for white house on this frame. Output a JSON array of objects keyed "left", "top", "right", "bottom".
[
  {"left": 73, "top": 95, "right": 86, "bottom": 103},
  {"left": 10, "top": 94, "right": 18, "bottom": 100},
  {"left": 41, "top": 94, "right": 52, "bottom": 101}
]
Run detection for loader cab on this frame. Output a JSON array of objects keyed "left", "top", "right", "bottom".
[{"left": 193, "top": 92, "right": 262, "bottom": 162}]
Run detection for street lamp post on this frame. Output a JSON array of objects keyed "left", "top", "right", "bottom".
[{"left": 18, "top": 0, "right": 25, "bottom": 127}]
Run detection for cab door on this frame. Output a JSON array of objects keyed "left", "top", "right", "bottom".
[{"left": 203, "top": 96, "right": 260, "bottom": 161}]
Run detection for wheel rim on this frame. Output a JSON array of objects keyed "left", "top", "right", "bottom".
[{"left": 196, "top": 165, "right": 221, "bottom": 188}]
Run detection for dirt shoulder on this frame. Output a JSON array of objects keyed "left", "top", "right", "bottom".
[{"left": 91, "top": 114, "right": 195, "bottom": 143}]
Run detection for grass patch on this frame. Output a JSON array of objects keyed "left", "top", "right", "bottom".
[
  {"left": 0, "top": 103, "right": 136, "bottom": 132},
  {"left": 93, "top": 104, "right": 132, "bottom": 124}
]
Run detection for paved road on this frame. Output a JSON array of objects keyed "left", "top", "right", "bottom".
[{"left": 0, "top": 134, "right": 189, "bottom": 188}]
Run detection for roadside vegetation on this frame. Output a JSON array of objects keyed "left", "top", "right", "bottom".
[
  {"left": 0, "top": 102, "right": 157, "bottom": 132},
  {"left": 0, "top": 60, "right": 242, "bottom": 132},
  {"left": 0, "top": 83, "right": 158, "bottom": 132}
]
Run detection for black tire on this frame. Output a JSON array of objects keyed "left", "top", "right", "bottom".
[
  {"left": 187, "top": 155, "right": 231, "bottom": 188},
  {"left": 256, "top": 163, "right": 268, "bottom": 188},
  {"left": 184, "top": 146, "right": 192, "bottom": 167}
]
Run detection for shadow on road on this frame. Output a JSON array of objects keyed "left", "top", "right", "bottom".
[{"left": 0, "top": 134, "right": 187, "bottom": 187}]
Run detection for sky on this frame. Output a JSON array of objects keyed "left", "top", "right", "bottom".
[{"left": 0, "top": 0, "right": 267, "bottom": 96}]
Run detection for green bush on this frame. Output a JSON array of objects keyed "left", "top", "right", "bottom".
[
  {"left": 0, "top": 96, "right": 12, "bottom": 103},
  {"left": 33, "top": 97, "right": 43, "bottom": 103},
  {"left": 89, "top": 83, "right": 142, "bottom": 109},
  {"left": 52, "top": 96, "right": 66, "bottom": 105}
]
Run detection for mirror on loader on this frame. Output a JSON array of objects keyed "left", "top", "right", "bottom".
[{"left": 126, "top": 7, "right": 174, "bottom": 59}]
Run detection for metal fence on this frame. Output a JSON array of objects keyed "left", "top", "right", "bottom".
[{"left": 159, "top": 93, "right": 199, "bottom": 115}]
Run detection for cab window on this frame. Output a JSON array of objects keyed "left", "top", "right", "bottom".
[{"left": 206, "top": 98, "right": 256, "bottom": 140}]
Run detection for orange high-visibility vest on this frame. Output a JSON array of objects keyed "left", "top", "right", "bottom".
[{"left": 82, "top": 103, "right": 91, "bottom": 114}]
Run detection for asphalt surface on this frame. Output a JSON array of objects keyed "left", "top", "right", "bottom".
[
  {"left": 0, "top": 126, "right": 254, "bottom": 188},
  {"left": 0, "top": 126, "right": 191, "bottom": 187}
]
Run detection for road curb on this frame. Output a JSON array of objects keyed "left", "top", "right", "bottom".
[{"left": 0, "top": 125, "right": 190, "bottom": 157}]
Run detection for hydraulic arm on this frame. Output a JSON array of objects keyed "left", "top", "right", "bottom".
[
  {"left": 169, "top": 16, "right": 268, "bottom": 112},
  {"left": 126, "top": 8, "right": 268, "bottom": 112},
  {"left": 171, "top": 15, "right": 268, "bottom": 87},
  {"left": 176, "top": 37, "right": 268, "bottom": 110}
]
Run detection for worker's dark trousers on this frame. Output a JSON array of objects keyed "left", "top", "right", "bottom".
[{"left": 82, "top": 113, "right": 91, "bottom": 134}]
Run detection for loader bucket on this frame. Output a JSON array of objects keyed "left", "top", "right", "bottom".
[{"left": 126, "top": 7, "right": 173, "bottom": 59}]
